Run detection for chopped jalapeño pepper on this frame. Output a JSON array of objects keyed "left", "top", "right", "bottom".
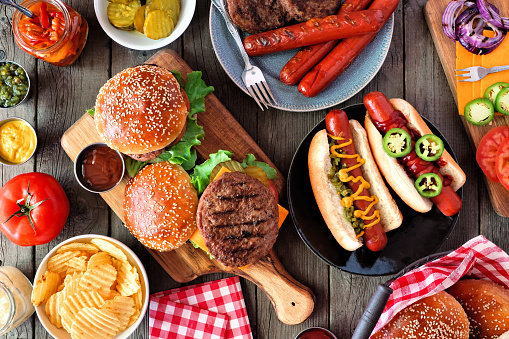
[
  {"left": 382, "top": 128, "right": 412, "bottom": 158},
  {"left": 484, "top": 82, "right": 509, "bottom": 104},
  {"left": 415, "top": 134, "right": 444, "bottom": 162},
  {"left": 415, "top": 173, "right": 442, "bottom": 198},
  {"left": 464, "top": 98, "right": 495, "bottom": 126}
]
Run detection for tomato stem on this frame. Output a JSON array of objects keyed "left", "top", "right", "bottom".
[{"left": 2, "top": 181, "right": 48, "bottom": 235}]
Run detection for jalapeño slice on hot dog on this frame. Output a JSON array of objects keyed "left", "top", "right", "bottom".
[{"left": 325, "top": 110, "right": 387, "bottom": 252}]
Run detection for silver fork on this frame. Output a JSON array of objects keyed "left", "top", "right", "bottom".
[
  {"left": 456, "top": 65, "right": 509, "bottom": 82},
  {"left": 211, "top": 0, "right": 276, "bottom": 110}
]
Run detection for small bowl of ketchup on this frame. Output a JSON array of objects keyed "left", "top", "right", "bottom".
[
  {"left": 74, "top": 142, "right": 125, "bottom": 193},
  {"left": 295, "top": 327, "right": 337, "bottom": 339}
]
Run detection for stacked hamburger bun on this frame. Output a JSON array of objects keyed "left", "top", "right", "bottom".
[{"left": 372, "top": 279, "right": 509, "bottom": 339}]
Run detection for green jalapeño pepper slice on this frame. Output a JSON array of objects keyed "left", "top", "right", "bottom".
[
  {"left": 415, "top": 173, "right": 443, "bottom": 198},
  {"left": 383, "top": 128, "right": 412, "bottom": 158},
  {"left": 464, "top": 98, "right": 495, "bottom": 126},
  {"left": 415, "top": 134, "right": 444, "bottom": 162},
  {"left": 484, "top": 82, "right": 509, "bottom": 104},
  {"left": 495, "top": 87, "right": 509, "bottom": 116}
]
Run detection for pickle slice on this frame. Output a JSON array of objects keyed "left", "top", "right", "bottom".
[
  {"left": 244, "top": 166, "right": 269, "bottom": 187},
  {"left": 143, "top": 10, "right": 174, "bottom": 40},
  {"left": 209, "top": 160, "right": 245, "bottom": 182},
  {"left": 145, "top": 0, "right": 180, "bottom": 26},
  {"left": 107, "top": 0, "right": 141, "bottom": 30},
  {"left": 134, "top": 5, "right": 146, "bottom": 33},
  {"left": 108, "top": 0, "right": 133, "bottom": 4}
]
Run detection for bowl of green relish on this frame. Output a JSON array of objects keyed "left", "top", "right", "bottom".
[{"left": 0, "top": 61, "right": 30, "bottom": 109}]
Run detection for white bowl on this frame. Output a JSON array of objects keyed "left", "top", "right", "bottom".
[
  {"left": 34, "top": 235, "right": 150, "bottom": 339},
  {"left": 94, "top": 0, "right": 196, "bottom": 50}
]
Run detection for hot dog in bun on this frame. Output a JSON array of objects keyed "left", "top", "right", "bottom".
[
  {"left": 308, "top": 109, "right": 402, "bottom": 252},
  {"left": 364, "top": 92, "right": 466, "bottom": 216}
]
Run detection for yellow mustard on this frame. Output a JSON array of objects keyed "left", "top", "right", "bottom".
[{"left": 0, "top": 120, "right": 36, "bottom": 164}]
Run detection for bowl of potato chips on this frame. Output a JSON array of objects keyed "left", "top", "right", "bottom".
[
  {"left": 94, "top": 0, "right": 196, "bottom": 50},
  {"left": 32, "top": 235, "right": 149, "bottom": 339}
]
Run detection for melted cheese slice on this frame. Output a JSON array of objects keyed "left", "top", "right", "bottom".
[{"left": 456, "top": 32, "right": 509, "bottom": 116}]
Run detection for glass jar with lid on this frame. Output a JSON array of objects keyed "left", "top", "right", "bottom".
[
  {"left": 0, "top": 266, "right": 35, "bottom": 335},
  {"left": 12, "top": 0, "right": 88, "bottom": 66}
]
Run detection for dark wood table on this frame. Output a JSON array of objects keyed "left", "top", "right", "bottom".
[{"left": 1, "top": 0, "right": 508, "bottom": 338}]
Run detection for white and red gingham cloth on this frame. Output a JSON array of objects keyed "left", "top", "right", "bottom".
[
  {"left": 371, "top": 235, "right": 509, "bottom": 337},
  {"left": 149, "top": 276, "right": 253, "bottom": 339}
]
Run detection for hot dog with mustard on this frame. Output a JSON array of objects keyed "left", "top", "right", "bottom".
[{"left": 308, "top": 109, "right": 402, "bottom": 252}]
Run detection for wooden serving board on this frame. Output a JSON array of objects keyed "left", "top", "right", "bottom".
[
  {"left": 424, "top": 0, "right": 509, "bottom": 217},
  {"left": 60, "top": 49, "right": 314, "bottom": 325}
]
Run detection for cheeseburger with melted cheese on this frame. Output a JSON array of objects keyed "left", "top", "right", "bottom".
[{"left": 94, "top": 64, "right": 189, "bottom": 161}]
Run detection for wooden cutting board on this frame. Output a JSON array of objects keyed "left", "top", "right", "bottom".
[
  {"left": 424, "top": 0, "right": 509, "bottom": 217},
  {"left": 60, "top": 49, "right": 314, "bottom": 325}
]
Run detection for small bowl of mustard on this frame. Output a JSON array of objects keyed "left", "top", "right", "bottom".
[
  {"left": 74, "top": 142, "right": 125, "bottom": 193},
  {"left": 0, "top": 61, "right": 30, "bottom": 109},
  {"left": 0, "top": 117, "right": 37, "bottom": 166}
]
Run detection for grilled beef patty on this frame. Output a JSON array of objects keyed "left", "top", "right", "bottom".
[
  {"left": 197, "top": 171, "right": 279, "bottom": 267},
  {"left": 226, "top": 0, "right": 289, "bottom": 34},
  {"left": 279, "top": 0, "right": 342, "bottom": 21}
]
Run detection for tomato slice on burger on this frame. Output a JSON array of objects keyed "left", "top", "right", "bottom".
[
  {"left": 495, "top": 136, "right": 509, "bottom": 191},
  {"left": 476, "top": 126, "right": 509, "bottom": 182}
]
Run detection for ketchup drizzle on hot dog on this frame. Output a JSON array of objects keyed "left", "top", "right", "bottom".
[
  {"left": 326, "top": 109, "right": 387, "bottom": 252},
  {"left": 364, "top": 92, "right": 462, "bottom": 216}
]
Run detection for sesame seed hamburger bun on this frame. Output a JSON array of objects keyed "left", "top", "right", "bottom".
[
  {"left": 123, "top": 162, "right": 198, "bottom": 251},
  {"left": 94, "top": 64, "right": 188, "bottom": 156},
  {"left": 447, "top": 279, "right": 509, "bottom": 339},
  {"left": 371, "top": 290, "right": 469, "bottom": 339}
]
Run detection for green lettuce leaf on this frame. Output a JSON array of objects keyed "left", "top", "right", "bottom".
[
  {"left": 125, "top": 71, "right": 214, "bottom": 177},
  {"left": 190, "top": 150, "right": 233, "bottom": 194},
  {"left": 87, "top": 108, "right": 95, "bottom": 116},
  {"left": 241, "top": 154, "right": 277, "bottom": 180},
  {"left": 125, "top": 158, "right": 147, "bottom": 178}
]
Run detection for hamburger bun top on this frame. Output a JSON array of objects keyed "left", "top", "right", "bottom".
[
  {"left": 448, "top": 279, "right": 509, "bottom": 339},
  {"left": 95, "top": 64, "right": 188, "bottom": 155},
  {"left": 123, "top": 162, "right": 198, "bottom": 251},
  {"left": 371, "top": 290, "right": 469, "bottom": 339}
]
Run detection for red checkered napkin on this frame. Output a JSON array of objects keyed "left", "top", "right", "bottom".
[
  {"left": 150, "top": 276, "right": 253, "bottom": 339},
  {"left": 371, "top": 235, "right": 509, "bottom": 337},
  {"left": 150, "top": 298, "right": 228, "bottom": 339}
]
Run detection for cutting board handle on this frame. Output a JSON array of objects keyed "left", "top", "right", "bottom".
[{"left": 236, "top": 250, "right": 315, "bottom": 325}]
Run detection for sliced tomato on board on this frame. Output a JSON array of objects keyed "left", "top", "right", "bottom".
[
  {"left": 495, "top": 137, "right": 509, "bottom": 191},
  {"left": 476, "top": 126, "right": 509, "bottom": 182}
]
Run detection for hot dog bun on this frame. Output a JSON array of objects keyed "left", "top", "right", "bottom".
[
  {"left": 350, "top": 120, "right": 402, "bottom": 232},
  {"left": 308, "top": 122, "right": 402, "bottom": 251},
  {"left": 389, "top": 98, "right": 466, "bottom": 191},
  {"left": 364, "top": 98, "right": 466, "bottom": 213}
]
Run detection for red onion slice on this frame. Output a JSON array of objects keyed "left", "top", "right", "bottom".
[
  {"left": 477, "top": 0, "right": 509, "bottom": 29},
  {"left": 443, "top": 0, "right": 470, "bottom": 40},
  {"left": 457, "top": 13, "right": 506, "bottom": 54}
]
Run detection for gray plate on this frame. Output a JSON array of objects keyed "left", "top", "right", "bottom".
[{"left": 209, "top": 7, "right": 394, "bottom": 112}]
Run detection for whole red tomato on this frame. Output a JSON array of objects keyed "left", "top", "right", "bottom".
[{"left": 0, "top": 172, "right": 69, "bottom": 246}]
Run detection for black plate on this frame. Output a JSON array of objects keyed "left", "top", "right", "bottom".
[{"left": 288, "top": 104, "right": 462, "bottom": 276}]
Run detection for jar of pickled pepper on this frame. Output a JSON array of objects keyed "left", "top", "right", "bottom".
[{"left": 12, "top": 0, "right": 88, "bottom": 67}]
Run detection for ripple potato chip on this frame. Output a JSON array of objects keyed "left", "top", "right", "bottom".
[
  {"left": 101, "top": 296, "right": 136, "bottom": 331},
  {"left": 45, "top": 291, "right": 63, "bottom": 328},
  {"left": 70, "top": 307, "right": 121, "bottom": 339},
  {"left": 57, "top": 243, "right": 99, "bottom": 254},
  {"left": 87, "top": 252, "right": 113, "bottom": 270},
  {"left": 48, "top": 251, "right": 83, "bottom": 276},
  {"left": 91, "top": 239, "right": 128, "bottom": 262},
  {"left": 79, "top": 264, "right": 117, "bottom": 298},
  {"left": 32, "top": 271, "right": 61, "bottom": 306},
  {"left": 61, "top": 291, "right": 105, "bottom": 333}
]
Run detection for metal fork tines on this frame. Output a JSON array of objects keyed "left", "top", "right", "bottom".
[
  {"left": 211, "top": 0, "right": 276, "bottom": 110},
  {"left": 456, "top": 65, "right": 509, "bottom": 82}
]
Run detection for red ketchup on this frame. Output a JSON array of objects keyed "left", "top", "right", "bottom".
[
  {"left": 297, "top": 328, "right": 336, "bottom": 339},
  {"left": 81, "top": 145, "right": 123, "bottom": 191}
]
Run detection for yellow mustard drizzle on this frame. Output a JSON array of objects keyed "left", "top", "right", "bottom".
[{"left": 328, "top": 134, "right": 380, "bottom": 237}]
